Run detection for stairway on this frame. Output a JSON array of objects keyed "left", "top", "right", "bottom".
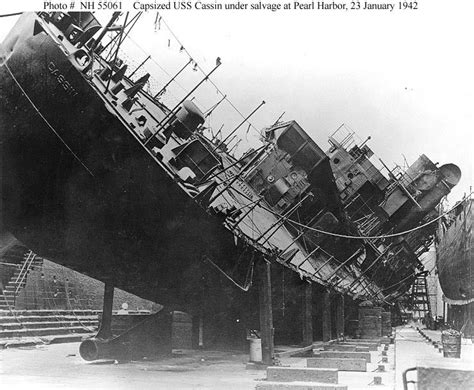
[
  {"left": 0, "top": 248, "right": 99, "bottom": 344},
  {"left": 0, "top": 250, "right": 42, "bottom": 310},
  {"left": 0, "top": 309, "right": 99, "bottom": 344}
]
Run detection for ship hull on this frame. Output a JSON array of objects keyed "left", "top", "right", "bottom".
[
  {"left": 0, "top": 14, "right": 247, "bottom": 310},
  {"left": 437, "top": 199, "right": 473, "bottom": 303}
]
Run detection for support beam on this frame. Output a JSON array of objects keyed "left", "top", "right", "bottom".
[
  {"left": 259, "top": 260, "right": 274, "bottom": 365},
  {"left": 302, "top": 283, "right": 313, "bottom": 346},
  {"left": 322, "top": 291, "right": 332, "bottom": 342},
  {"left": 96, "top": 280, "right": 114, "bottom": 339},
  {"left": 335, "top": 295, "right": 345, "bottom": 339},
  {"left": 198, "top": 316, "right": 204, "bottom": 348}
]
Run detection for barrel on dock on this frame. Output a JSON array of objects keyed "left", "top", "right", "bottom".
[
  {"left": 441, "top": 332, "right": 461, "bottom": 358},
  {"left": 249, "top": 338, "right": 262, "bottom": 362}
]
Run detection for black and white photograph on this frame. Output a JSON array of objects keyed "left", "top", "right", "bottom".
[{"left": 0, "top": 1, "right": 472, "bottom": 388}]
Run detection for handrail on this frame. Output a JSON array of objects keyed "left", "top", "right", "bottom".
[
  {"left": 13, "top": 250, "right": 33, "bottom": 285},
  {"left": 14, "top": 250, "right": 37, "bottom": 302}
]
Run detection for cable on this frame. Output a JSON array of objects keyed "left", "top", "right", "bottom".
[
  {"left": 218, "top": 182, "right": 374, "bottom": 295},
  {"left": 382, "top": 272, "right": 418, "bottom": 292},
  {"left": 0, "top": 12, "right": 22, "bottom": 18},
  {"left": 156, "top": 15, "right": 261, "bottom": 137},
  {"left": 208, "top": 166, "right": 469, "bottom": 301},
  {"left": 203, "top": 255, "right": 253, "bottom": 292},
  {"left": 228, "top": 182, "right": 473, "bottom": 240},
  {"left": 4, "top": 64, "right": 95, "bottom": 177}
]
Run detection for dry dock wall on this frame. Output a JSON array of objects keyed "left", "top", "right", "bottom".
[{"left": 14, "top": 259, "right": 158, "bottom": 311}]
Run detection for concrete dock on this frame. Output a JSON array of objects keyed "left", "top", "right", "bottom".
[{"left": 0, "top": 326, "right": 472, "bottom": 389}]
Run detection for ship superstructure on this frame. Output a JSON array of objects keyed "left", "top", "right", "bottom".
[
  {"left": 0, "top": 12, "right": 463, "bottom": 358},
  {"left": 325, "top": 125, "right": 461, "bottom": 299},
  {"left": 0, "top": 12, "right": 387, "bottom": 303}
]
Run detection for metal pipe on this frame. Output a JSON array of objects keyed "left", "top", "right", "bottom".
[
  {"left": 207, "top": 144, "right": 268, "bottom": 205},
  {"left": 279, "top": 229, "right": 307, "bottom": 256},
  {"left": 144, "top": 59, "right": 222, "bottom": 146},
  {"left": 342, "top": 244, "right": 393, "bottom": 292},
  {"left": 258, "top": 193, "right": 312, "bottom": 246},
  {"left": 231, "top": 198, "right": 262, "bottom": 227},
  {"left": 128, "top": 55, "right": 150, "bottom": 79},
  {"left": 324, "top": 247, "right": 363, "bottom": 282},
  {"left": 297, "top": 246, "right": 321, "bottom": 270},
  {"left": 200, "top": 144, "right": 266, "bottom": 184},
  {"left": 102, "top": 13, "right": 141, "bottom": 61},
  {"left": 311, "top": 255, "right": 334, "bottom": 276},
  {"left": 220, "top": 100, "right": 265, "bottom": 145},
  {"left": 154, "top": 58, "right": 193, "bottom": 98},
  {"left": 90, "top": 12, "right": 121, "bottom": 51},
  {"left": 104, "top": 12, "right": 128, "bottom": 94},
  {"left": 213, "top": 124, "right": 224, "bottom": 142},
  {"left": 205, "top": 94, "right": 227, "bottom": 118}
]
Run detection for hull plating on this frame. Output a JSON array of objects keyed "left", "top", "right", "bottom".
[{"left": 0, "top": 15, "right": 245, "bottom": 308}]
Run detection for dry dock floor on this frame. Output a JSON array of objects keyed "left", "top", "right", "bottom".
[{"left": 0, "top": 326, "right": 472, "bottom": 389}]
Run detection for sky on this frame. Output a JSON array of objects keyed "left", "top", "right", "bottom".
[{"left": 0, "top": 1, "right": 472, "bottom": 203}]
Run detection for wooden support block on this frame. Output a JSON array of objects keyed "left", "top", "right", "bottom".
[
  {"left": 266, "top": 367, "right": 339, "bottom": 384},
  {"left": 324, "top": 345, "right": 357, "bottom": 352},
  {"left": 256, "top": 382, "right": 348, "bottom": 390},
  {"left": 345, "top": 338, "right": 390, "bottom": 345},
  {"left": 307, "top": 357, "right": 367, "bottom": 372},
  {"left": 315, "top": 350, "right": 371, "bottom": 363},
  {"left": 337, "top": 342, "right": 378, "bottom": 351}
]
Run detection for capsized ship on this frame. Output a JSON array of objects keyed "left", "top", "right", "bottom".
[
  {"left": 0, "top": 12, "right": 380, "bottom": 305},
  {"left": 0, "top": 12, "right": 461, "bottom": 353}
]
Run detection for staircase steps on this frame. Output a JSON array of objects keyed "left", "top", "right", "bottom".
[
  {"left": 0, "top": 320, "right": 98, "bottom": 331},
  {"left": 0, "top": 250, "right": 43, "bottom": 310},
  {"left": 0, "top": 310, "right": 99, "bottom": 342},
  {"left": 0, "top": 310, "right": 101, "bottom": 317},
  {"left": 0, "top": 326, "right": 96, "bottom": 338},
  {"left": 0, "top": 314, "right": 98, "bottom": 323}
]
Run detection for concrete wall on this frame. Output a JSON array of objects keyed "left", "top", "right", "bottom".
[{"left": 15, "top": 259, "right": 159, "bottom": 311}]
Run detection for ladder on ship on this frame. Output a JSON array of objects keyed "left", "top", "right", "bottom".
[{"left": 409, "top": 271, "right": 433, "bottom": 325}]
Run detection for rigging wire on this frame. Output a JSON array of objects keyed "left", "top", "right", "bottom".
[
  {"left": 4, "top": 64, "right": 95, "bottom": 177},
  {"left": 225, "top": 181, "right": 473, "bottom": 240},
  {"left": 382, "top": 271, "right": 419, "bottom": 292},
  {"left": 102, "top": 12, "right": 141, "bottom": 60},
  {"left": 156, "top": 14, "right": 262, "bottom": 137},
  {"left": 203, "top": 255, "right": 254, "bottom": 292},
  {"left": 0, "top": 12, "right": 22, "bottom": 18}
]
